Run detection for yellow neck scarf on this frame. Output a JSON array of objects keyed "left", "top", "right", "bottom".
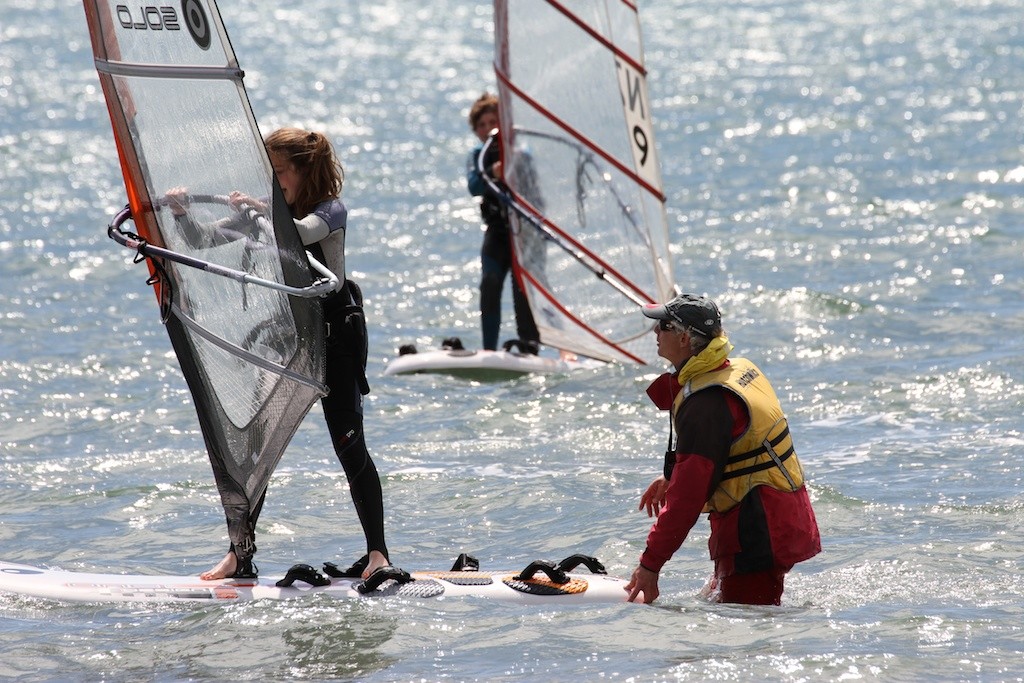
[{"left": 676, "top": 335, "right": 733, "bottom": 387}]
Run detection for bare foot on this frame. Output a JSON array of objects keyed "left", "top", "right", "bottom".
[
  {"left": 200, "top": 550, "right": 236, "bottom": 580},
  {"left": 362, "top": 550, "right": 390, "bottom": 579}
]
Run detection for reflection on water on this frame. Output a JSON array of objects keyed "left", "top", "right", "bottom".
[{"left": 2, "top": 0, "right": 1023, "bottom": 679}]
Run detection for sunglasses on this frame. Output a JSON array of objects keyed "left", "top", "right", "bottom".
[{"left": 658, "top": 319, "right": 683, "bottom": 333}]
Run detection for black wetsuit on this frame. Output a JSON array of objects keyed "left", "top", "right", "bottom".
[
  {"left": 467, "top": 140, "right": 539, "bottom": 351},
  {"left": 319, "top": 278, "right": 388, "bottom": 558},
  {"left": 228, "top": 198, "right": 388, "bottom": 573}
]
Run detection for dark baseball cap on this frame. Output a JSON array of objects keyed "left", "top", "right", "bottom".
[{"left": 642, "top": 293, "right": 722, "bottom": 337}]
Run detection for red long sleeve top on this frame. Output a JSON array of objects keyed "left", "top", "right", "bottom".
[{"left": 640, "top": 386, "right": 747, "bottom": 572}]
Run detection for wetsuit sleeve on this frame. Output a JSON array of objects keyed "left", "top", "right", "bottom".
[
  {"left": 639, "top": 387, "right": 748, "bottom": 573},
  {"left": 292, "top": 213, "right": 331, "bottom": 246},
  {"left": 467, "top": 146, "right": 488, "bottom": 197}
]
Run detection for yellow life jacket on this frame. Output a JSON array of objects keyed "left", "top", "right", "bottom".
[{"left": 672, "top": 357, "right": 804, "bottom": 513}]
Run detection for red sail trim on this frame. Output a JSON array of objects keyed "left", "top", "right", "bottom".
[
  {"left": 98, "top": 72, "right": 164, "bottom": 302},
  {"left": 508, "top": 188, "right": 659, "bottom": 306},
  {"left": 544, "top": 0, "right": 646, "bottom": 75},
  {"left": 495, "top": 66, "right": 666, "bottom": 204},
  {"left": 514, "top": 262, "right": 648, "bottom": 365},
  {"left": 85, "top": 1, "right": 161, "bottom": 301}
]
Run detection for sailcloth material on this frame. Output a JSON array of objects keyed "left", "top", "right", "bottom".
[
  {"left": 493, "top": 0, "right": 676, "bottom": 364},
  {"left": 83, "top": 0, "right": 327, "bottom": 551}
]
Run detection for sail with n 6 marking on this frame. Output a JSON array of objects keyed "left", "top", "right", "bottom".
[
  {"left": 492, "top": 0, "right": 676, "bottom": 364},
  {"left": 82, "top": 0, "right": 336, "bottom": 556}
]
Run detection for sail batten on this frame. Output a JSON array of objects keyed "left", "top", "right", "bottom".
[
  {"left": 494, "top": 0, "right": 675, "bottom": 364},
  {"left": 95, "top": 60, "right": 244, "bottom": 80}
]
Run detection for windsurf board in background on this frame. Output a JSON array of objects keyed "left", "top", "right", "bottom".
[{"left": 382, "top": 346, "right": 601, "bottom": 381}]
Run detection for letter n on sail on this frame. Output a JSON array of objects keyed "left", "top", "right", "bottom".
[{"left": 616, "top": 58, "right": 662, "bottom": 194}]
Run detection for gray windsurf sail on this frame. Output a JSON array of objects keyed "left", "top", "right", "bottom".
[{"left": 83, "top": 0, "right": 333, "bottom": 553}]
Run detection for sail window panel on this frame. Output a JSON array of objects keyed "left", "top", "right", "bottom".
[
  {"left": 119, "top": 78, "right": 270, "bottom": 214},
  {"left": 506, "top": 0, "right": 635, "bottom": 168},
  {"left": 174, "top": 247, "right": 296, "bottom": 429},
  {"left": 551, "top": 0, "right": 644, "bottom": 64},
  {"left": 107, "top": 73, "right": 300, "bottom": 428},
  {"left": 186, "top": 322, "right": 284, "bottom": 430}
]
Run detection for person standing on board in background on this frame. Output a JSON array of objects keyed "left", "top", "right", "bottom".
[
  {"left": 196, "top": 128, "right": 390, "bottom": 581},
  {"left": 465, "top": 92, "right": 540, "bottom": 355},
  {"left": 624, "top": 294, "right": 820, "bottom": 606}
]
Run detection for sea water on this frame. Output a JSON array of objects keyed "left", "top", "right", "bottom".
[{"left": 2, "top": 0, "right": 1023, "bottom": 680}]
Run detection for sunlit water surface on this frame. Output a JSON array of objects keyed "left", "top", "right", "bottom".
[{"left": 2, "top": 0, "right": 1023, "bottom": 680}]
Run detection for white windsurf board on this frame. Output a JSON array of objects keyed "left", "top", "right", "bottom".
[
  {"left": 383, "top": 348, "right": 600, "bottom": 380},
  {"left": 0, "top": 559, "right": 631, "bottom": 605}
]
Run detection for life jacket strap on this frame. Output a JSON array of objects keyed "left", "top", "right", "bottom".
[
  {"left": 719, "top": 423, "right": 796, "bottom": 483},
  {"left": 726, "top": 424, "right": 791, "bottom": 465}
]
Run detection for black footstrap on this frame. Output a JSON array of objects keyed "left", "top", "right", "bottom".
[
  {"left": 228, "top": 543, "right": 258, "bottom": 579},
  {"left": 441, "top": 337, "right": 465, "bottom": 351},
  {"left": 556, "top": 554, "right": 607, "bottom": 575},
  {"left": 502, "top": 338, "right": 540, "bottom": 355},
  {"left": 515, "top": 560, "right": 569, "bottom": 585},
  {"left": 355, "top": 566, "right": 413, "bottom": 594},
  {"left": 230, "top": 559, "right": 258, "bottom": 580},
  {"left": 450, "top": 553, "right": 480, "bottom": 572},
  {"left": 323, "top": 555, "right": 368, "bottom": 579},
  {"left": 275, "top": 564, "right": 331, "bottom": 588}
]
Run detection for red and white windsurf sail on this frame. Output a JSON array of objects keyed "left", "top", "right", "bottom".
[{"left": 492, "top": 0, "right": 676, "bottom": 364}]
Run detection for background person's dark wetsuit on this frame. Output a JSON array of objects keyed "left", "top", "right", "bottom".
[{"left": 466, "top": 139, "right": 539, "bottom": 351}]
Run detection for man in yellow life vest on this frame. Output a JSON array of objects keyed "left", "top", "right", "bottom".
[{"left": 625, "top": 293, "right": 820, "bottom": 605}]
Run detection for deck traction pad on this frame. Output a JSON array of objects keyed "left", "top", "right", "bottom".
[
  {"left": 420, "top": 571, "right": 494, "bottom": 586},
  {"left": 501, "top": 576, "right": 589, "bottom": 596},
  {"left": 371, "top": 578, "right": 445, "bottom": 598}
]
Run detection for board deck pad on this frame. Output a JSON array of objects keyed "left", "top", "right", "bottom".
[
  {"left": 502, "top": 576, "right": 590, "bottom": 596},
  {"left": 419, "top": 571, "right": 494, "bottom": 585}
]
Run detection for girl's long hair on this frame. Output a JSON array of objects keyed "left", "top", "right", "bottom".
[{"left": 264, "top": 128, "right": 344, "bottom": 219}]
